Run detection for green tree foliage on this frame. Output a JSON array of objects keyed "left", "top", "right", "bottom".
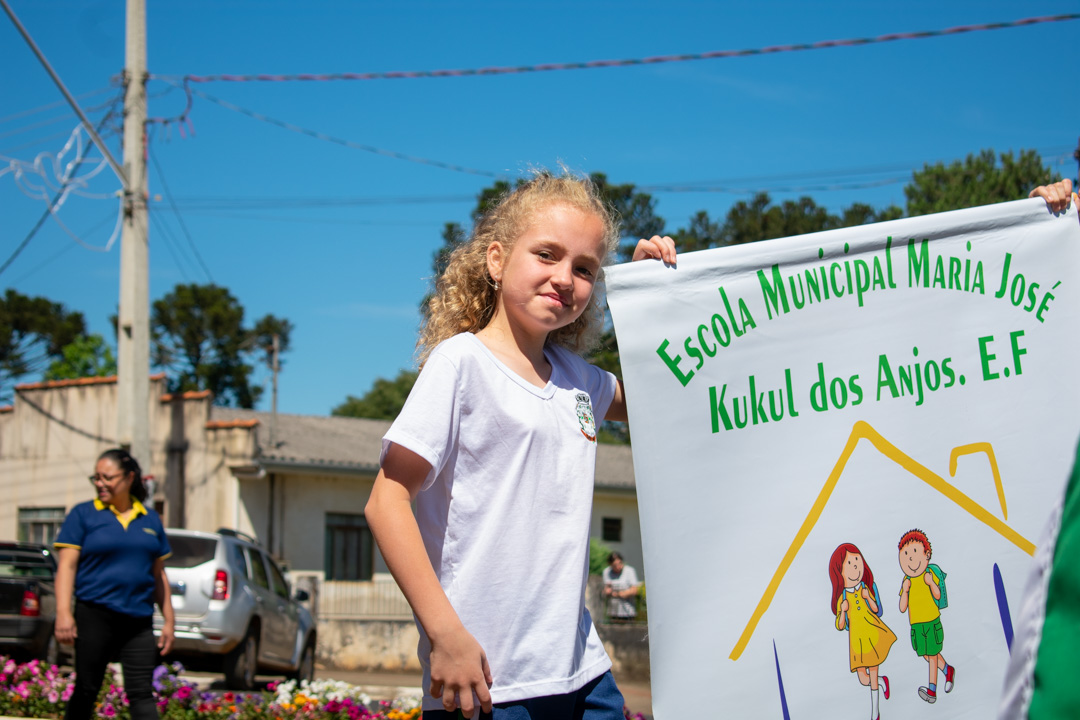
[
  {"left": 249, "top": 314, "right": 295, "bottom": 371},
  {"left": 43, "top": 334, "right": 116, "bottom": 381},
  {"left": 151, "top": 283, "right": 292, "bottom": 408},
  {"left": 332, "top": 369, "right": 419, "bottom": 420},
  {"left": 905, "top": 149, "right": 1054, "bottom": 217},
  {"left": 669, "top": 194, "right": 904, "bottom": 254},
  {"left": 0, "top": 289, "right": 86, "bottom": 401},
  {"left": 589, "top": 537, "right": 613, "bottom": 576}
]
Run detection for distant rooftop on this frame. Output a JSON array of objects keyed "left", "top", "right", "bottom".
[{"left": 209, "top": 407, "right": 635, "bottom": 490}]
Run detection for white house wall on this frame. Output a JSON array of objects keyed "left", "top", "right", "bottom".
[
  {"left": 274, "top": 472, "right": 378, "bottom": 573},
  {"left": 591, "top": 491, "right": 645, "bottom": 579}
]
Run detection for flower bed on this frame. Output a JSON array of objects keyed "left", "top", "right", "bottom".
[
  {"left": 0, "top": 657, "right": 418, "bottom": 720},
  {"left": 0, "top": 657, "right": 647, "bottom": 719}
]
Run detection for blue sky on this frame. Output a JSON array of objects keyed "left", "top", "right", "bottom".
[{"left": 3, "top": 0, "right": 1077, "bottom": 416}]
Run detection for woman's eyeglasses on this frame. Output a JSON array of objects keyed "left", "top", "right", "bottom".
[{"left": 88, "top": 472, "right": 125, "bottom": 485}]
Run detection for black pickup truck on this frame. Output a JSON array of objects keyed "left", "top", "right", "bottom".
[{"left": 0, "top": 542, "right": 65, "bottom": 666}]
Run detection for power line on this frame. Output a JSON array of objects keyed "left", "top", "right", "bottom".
[
  {"left": 168, "top": 194, "right": 478, "bottom": 210},
  {"left": 0, "top": 106, "right": 118, "bottom": 278},
  {"left": 1, "top": 0, "right": 128, "bottom": 190},
  {"left": 186, "top": 86, "right": 501, "bottom": 178},
  {"left": 148, "top": 139, "right": 214, "bottom": 282},
  {"left": 156, "top": 14, "right": 1080, "bottom": 85},
  {"left": 7, "top": 210, "right": 118, "bottom": 285},
  {"left": 641, "top": 177, "right": 908, "bottom": 195},
  {"left": 0, "top": 86, "right": 115, "bottom": 126},
  {"left": 147, "top": 211, "right": 193, "bottom": 282}
]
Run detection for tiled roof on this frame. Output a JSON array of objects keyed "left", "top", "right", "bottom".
[
  {"left": 161, "top": 390, "right": 212, "bottom": 402},
  {"left": 210, "top": 408, "right": 390, "bottom": 475},
  {"left": 205, "top": 418, "right": 260, "bottom": 430},
  {"left": 208, "top": 407, "right": 636, "bottom": 489},
  {"left": 15, "top": 373, "right": 167, "bottom": 391}
]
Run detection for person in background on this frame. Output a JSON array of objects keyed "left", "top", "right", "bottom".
[
  {"left": 54, "top": 448, "right": 174, "bottom": 720},
  {"left": 603, "top": 552, "right": 641, "bottom": 623}
]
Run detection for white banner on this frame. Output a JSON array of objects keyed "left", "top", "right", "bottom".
[{"left": 606, "top": 198, "right": 1080, "bottom": 719}]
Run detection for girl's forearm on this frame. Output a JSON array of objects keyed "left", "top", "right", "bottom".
[{"left": 366, "top": 482, "right": 464, "bottom": 640}]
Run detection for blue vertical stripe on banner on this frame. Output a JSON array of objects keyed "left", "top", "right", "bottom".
[
  {"left": 774, "top": 640, "right": 791, "bottom": 720},
  {"left": 994, "top": 563, "right": 1014, "bottom": 649}
]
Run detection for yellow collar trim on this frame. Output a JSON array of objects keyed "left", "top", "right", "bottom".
[{"left": 93, "top": 498, "right": 147, "bottom": 530}]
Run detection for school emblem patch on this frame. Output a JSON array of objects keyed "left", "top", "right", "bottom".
[{"left": 575, "top": 392, "right": 597, "bottom": 442}]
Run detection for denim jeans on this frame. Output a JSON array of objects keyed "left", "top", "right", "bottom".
[
  {"left": 424, "top": 670, "right": 625, "bottom": 720},
  {"left": 65, "top": 601, "right": 160, "bottom": 720}
]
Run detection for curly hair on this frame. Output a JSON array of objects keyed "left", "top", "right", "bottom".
[
  {"left": 417, "top": 171, "right": 620, "bottom": 364},
  {"left": 898, "top": 529, "right": 931, "bottom": 558}
]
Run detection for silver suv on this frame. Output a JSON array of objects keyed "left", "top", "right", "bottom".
[{"left": 154, "top": 528, "right": 316, "bottom": 689}]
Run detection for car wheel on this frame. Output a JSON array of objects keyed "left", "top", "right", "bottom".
[
  {"left": 286, "top": 639, "right": 315, "bottom": 684},
  {"left": 223, "top": 627, "right": 258, "bottom": 690}
]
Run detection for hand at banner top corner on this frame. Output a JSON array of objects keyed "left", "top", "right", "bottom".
[
  {"left": 1029, "top": 179, "right": 1074, "bottom": 213},
  {"left": 631, "top": 235, "right": 677, "bottom": 265}
]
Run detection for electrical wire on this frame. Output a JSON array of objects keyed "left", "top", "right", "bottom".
[
  {"left": 148, "top": 138, "right": 214, "bottom": 282},
  {"left": 1, "top": 128, "right": 89, "bottom": 156},
  {"left": 0, "top": 86, "right": 116, "bottom": 126},
  {"left": 0, "top": 106, "right": 120, "bottom": 278},
  {"left": 7, "top": 210, "right": 117, "bottom": 285},
  {"left": 147, "top": 210, "right": 193, "bottom": 282},
  {"left": 168, "top": 194, "right": 477, "bottom": 210},
  {"left": 154, "top": 14, "right": 1080, "bottom": 85},
  {"left": 641, "top": 177, "right": 908, "bottom": 195},
  {"left": 186, "top": 85, "right": 501, "bottom": 178}
]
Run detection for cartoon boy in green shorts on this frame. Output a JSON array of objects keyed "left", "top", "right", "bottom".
[{"left": 898, "top": 529, "right": 955, "bottom": 704}]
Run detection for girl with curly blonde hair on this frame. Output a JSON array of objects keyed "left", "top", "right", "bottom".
[{"left": 367, "top": 169, "right": 674, "bottom": 718}]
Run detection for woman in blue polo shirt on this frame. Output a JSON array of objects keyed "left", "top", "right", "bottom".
[{"left": 54, "top": 448, "right": 175, "bottom": 720}]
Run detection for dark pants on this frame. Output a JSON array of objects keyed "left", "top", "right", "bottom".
[
  {"left": 65, "top": 601, "right": 159, "bottom": 720},
  {"left": 425, "top": 670, "right": 625, "bottom": 720}
]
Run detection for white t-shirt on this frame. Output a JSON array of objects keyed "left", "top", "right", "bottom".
[
  {"left": 602, "top": 565, "right": 640, "bottom": 619},
  {"left": 382, "top": 333, "right": 617, "bottom": 708}
]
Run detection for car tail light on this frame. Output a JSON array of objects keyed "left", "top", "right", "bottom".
[
  {"left": 212, "top": 569, "right": 228, "bottom": 601},
  {"left": 21, "top": 589, "right": 40, "bottom": 617}
]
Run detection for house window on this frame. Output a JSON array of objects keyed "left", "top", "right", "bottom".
[
  {"left": 601, "top": 517, "right": 622, "bottom": 543},
  {"left": 18, "top": 507, "right": 66, "bottom": 544},
  {"left": 325, "top": 513, "right": 374, "bottom": 581}
]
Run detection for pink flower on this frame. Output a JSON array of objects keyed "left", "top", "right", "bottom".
[
  {"left": 48, "top": 690, "right": 59, "bottom": 704},
  {"left": 102, "top": 703, "right": 117, "bottom": 717},
  {"left": 61, "top": 685, "right": 74, "bottom": 701}
]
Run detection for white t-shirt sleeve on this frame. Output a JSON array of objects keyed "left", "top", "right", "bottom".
[
  {"left": 555, "top": 345, "right": 617, "bottom": 421},
  {"left": 381, "top": 350, "right": 460, "bottom": 491},
  {"left": 588, "top": 362, "right": 617, "bottom": 421}
]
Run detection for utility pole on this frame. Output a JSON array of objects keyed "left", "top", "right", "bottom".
[
  {"left": 1073, "top": 136, "right": 1079, "bottom": 189},
  {"left": 270, "top": 334, "right": 280, "bottom": 449},
  {"left": 117, "top": 0, "right": 150, "bottom": 466}
]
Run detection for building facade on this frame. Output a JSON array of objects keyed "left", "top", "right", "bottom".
[{"left": 0, "top": 374, "right": 645, "bottom": 590}]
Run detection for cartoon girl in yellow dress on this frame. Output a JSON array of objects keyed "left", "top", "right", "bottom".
[{"left": 829, "top": 542, "right": 896, "bottom": 720}]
